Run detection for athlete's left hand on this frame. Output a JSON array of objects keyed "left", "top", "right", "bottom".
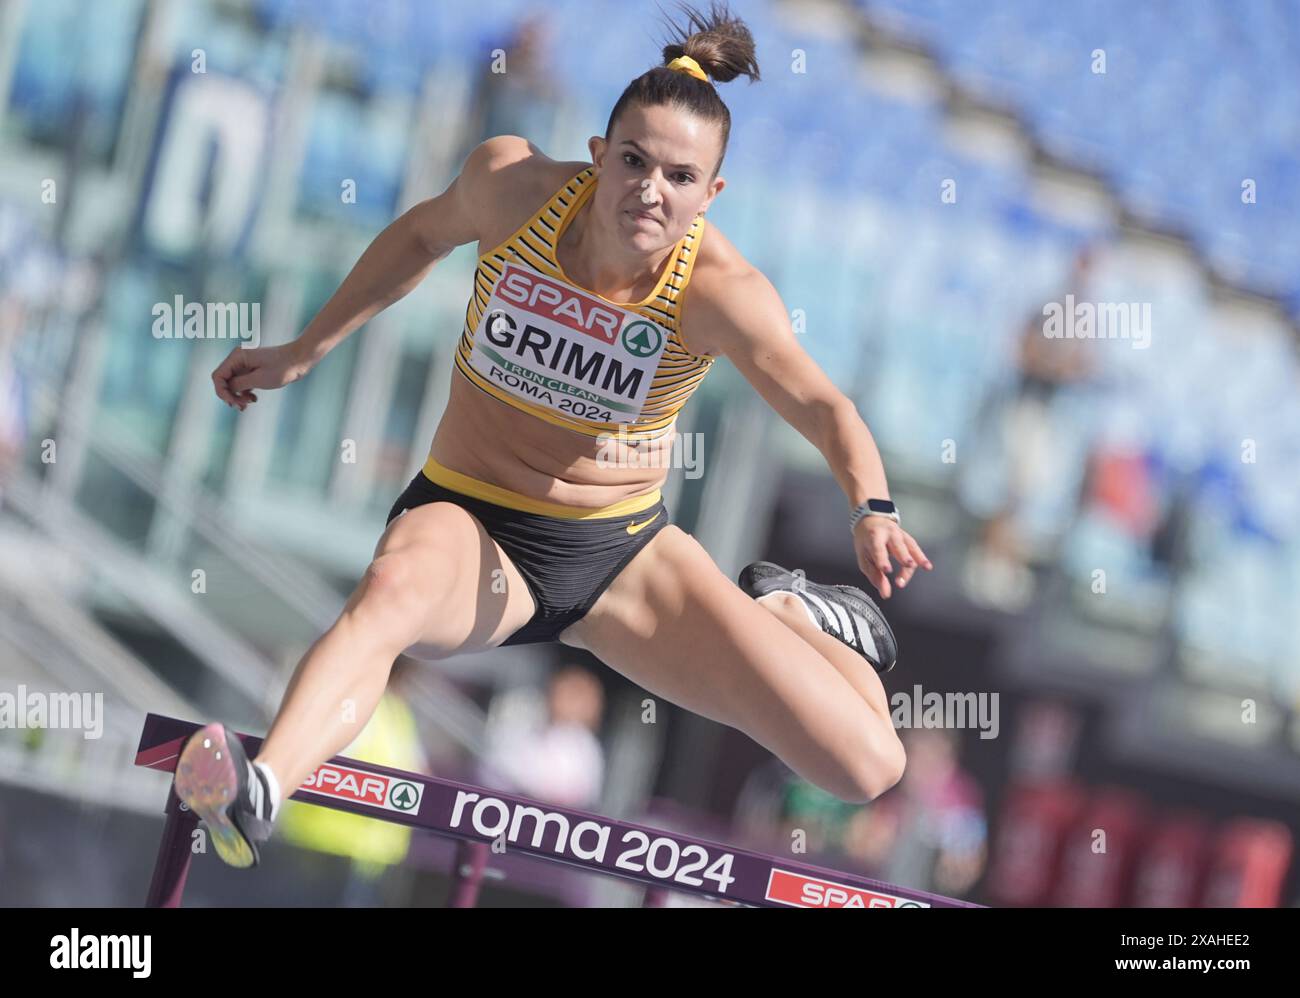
[{"left": 852, "top": 517, "right": 932, "bottom": 600}]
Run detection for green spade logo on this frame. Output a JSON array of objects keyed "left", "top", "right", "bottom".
[
  {"left": 388, "top": 781, "right": 420, "bottom": 811},
  {"left": 621, "top": 320, "right": 664, "bottom": 358}
]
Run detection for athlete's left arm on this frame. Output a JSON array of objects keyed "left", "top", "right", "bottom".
[{"left": 700, "top": 267, "right": 932, "bottom": 599}]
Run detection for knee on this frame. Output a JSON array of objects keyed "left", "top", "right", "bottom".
[
  {"left": 835, "top": 726, "right": 907, "bottom": 804},
  {"left": 361, "top": 551, "right": 417, "bottom": 599},
  {"left": 351, "top": 551, "right": 446, "bottom": 636}
]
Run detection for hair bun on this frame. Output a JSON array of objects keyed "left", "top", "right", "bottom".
[{"left": 660, "top": 0, "right": 760, "bottom": 85}]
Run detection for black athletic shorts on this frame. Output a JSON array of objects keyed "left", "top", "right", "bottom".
[{"left": 385, "top": 457, "right": 669, "bottom": 646}]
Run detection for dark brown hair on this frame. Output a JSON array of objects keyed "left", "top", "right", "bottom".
[{"left": 604, "top": 0, "right": 761, "bottom": 180}]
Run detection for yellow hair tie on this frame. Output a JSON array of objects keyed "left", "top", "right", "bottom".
[{"left": 666, "top": 55, "right": 709, "bottom": 83}]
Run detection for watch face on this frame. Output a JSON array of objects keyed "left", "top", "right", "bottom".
[{"left": 867, "top": 499, "right": 896, "bottom": 514}]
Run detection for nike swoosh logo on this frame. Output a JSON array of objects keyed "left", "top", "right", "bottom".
[{"left": 626, "top": 510, "right": 662, "bottom": 535}]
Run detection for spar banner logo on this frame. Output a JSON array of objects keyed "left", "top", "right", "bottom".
[
  {"left": 469, "top": 262, "right": 670, "bottom": 425},
  {"left": 765, "top": 868, "right": 931, "bottom": 908},
  {"left": 298, "top": 762, "right": 423, "bottom": 814}
]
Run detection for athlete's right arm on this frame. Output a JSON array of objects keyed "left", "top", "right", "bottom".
[{"left": 212, "top": 136, "right": 531, "bottom": 409}]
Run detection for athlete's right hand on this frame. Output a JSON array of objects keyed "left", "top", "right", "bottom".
[{"left": 212, "top": 341, "right": 315, "bottom": 411}]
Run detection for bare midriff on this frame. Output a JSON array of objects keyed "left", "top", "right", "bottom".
[{"left": 428, "top": 371, "right": 676, "bottom": 508}]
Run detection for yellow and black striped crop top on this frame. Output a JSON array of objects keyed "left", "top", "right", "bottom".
[{"left": 452, "top": 165, "right": 713, "bottom": 442}]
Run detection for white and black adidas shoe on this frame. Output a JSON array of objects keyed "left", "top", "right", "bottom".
[
  {"left": 174, "top": 722, "right": 276, "bottom": 868},
  {"left": 738, "top": 561, "right": 898, "bottom": 674}
]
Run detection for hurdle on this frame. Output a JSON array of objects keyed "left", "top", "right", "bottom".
[{"left": 136, "top": 713, "right": 981, "bottom": 908}]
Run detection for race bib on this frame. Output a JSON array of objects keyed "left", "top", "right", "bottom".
[{"left": 468, "top": 262, "right": 670, "bottom": 424}]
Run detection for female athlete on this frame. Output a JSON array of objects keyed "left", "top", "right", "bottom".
[{"left": 177, "top": 0, "right": 933, "bottom": 869}]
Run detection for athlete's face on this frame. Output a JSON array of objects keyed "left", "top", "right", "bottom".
[{"left": 590, "top": 103, "right": 726, "bottom": 248}]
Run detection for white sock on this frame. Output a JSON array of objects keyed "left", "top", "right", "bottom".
[
  {"left": 756, "top": 590, "right": 817, "bottom": 628},
  {"left": 253, "top": 760, "right": 282, "bottom": 822}
]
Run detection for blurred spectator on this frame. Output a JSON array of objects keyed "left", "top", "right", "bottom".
[
  {"left": 842, "top": 728, "right": 987, "bottom": 897},
  {"left": 460, "top": 13, "right": 562, "bottom": 160},
  {"left": 477, "top": 664, "right": 605, "bottom": 807},
  {"left": 733, "top": 729, "right": 987, "bottom": 899},
  {"left": 0, "top": 316, "right": 26, "bottom": 482},
  {"left": 732, "top": 756, "right": 856, "bottom": 858},
  {"left": 277, "top": 655, "right": 430, "bottom": 907},
  {"left": 962, "top": 245, "right": 1101, "bottom": 611},
  {"left": 0, "top": 207, "right": 35, "bottom": 484}
]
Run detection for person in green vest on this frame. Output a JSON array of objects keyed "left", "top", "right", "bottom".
[{"left": 277, "top": 655, "right": 428, "bottom": 906}]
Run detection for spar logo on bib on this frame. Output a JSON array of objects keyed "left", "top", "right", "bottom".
[
  {"left": 622, "top": 320, "right": 664, "bottom": 358},
  {"left": 469, "top": 262, "right": 670, "bottom": 424},
  {"left": 298, "top": 762, "right": 423, "bottom": 814}
]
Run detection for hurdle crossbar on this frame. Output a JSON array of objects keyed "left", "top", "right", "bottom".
[{"left": 136, "top": 713, "right": 980, "bottom": 908}]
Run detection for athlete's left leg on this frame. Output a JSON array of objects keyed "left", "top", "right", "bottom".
[{"left": 560, "top": 526, "right": 904, "bottom": 804}]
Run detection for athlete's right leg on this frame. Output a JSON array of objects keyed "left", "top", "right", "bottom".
[{"left": 251, "top": 501, "right": 537, "bottom": 805}]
